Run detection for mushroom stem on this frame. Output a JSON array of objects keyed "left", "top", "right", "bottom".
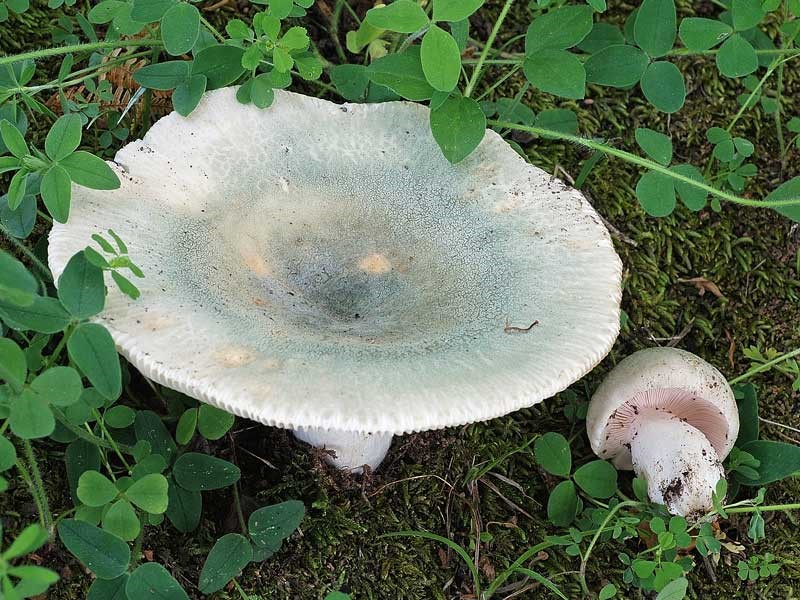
[
  {"left": 293, "top": 429, "right": 393, "bottom": 473},
  {"left": 630, "top": 409, "right": 725, "bottom": 518}
]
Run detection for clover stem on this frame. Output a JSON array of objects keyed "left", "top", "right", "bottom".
[
  {"left": 92, "top": 408, "right": 132, "bottom": 473},
  {"left": 577, "top": 500, "right": 642, "bottom": 597},
  {"left": 464, "top": 0, "right": 515, "bottom": 98},
  {"left": 131, "top": 525, "right": 145, "bottom": 568},
  {"left": 200, "top": 15, "right": 226, "bottom": 43},
  {"left": 52, "top": 408, "right": 136, "bottom": 454},
  {"left": 19, "top": 440, "right": 54, "bottom": 534},
  {"left": 42, "top": 324, "right": 74, "bottom": 372},
  {"left": 0, "top": 224, "right": 52, "bottom": 283},
  {"left": 0, "top": 39, "right": 164, "bottom": 67},
  {"left": 231, "top": 481, "right": 248, "bottom": 535},
  {"left": 728, "top": 347, "right": 800, "bottom": 385},
  {"left": 488, "top": 120, "right": 800, "bottom": 209},
  {"left": 726, "top": 503, "right": 800, "bottom": 514}
]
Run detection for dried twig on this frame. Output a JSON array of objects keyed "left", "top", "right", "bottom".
[{"left": 504, "top": 319, "right": 539, "bottom": 334}]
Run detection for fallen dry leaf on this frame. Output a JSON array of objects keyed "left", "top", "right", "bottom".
[
  {"left": 680, "top": 277, "right": 725, "bottom": 299},
  {"left": 725, "top": 330, "right": 736, "bottom": 369}
]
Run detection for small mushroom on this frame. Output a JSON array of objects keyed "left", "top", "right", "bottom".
[
  {"left": 586, "top": 347, "right": 739, "bottom": 518},
  {"left": 49, "top": 89, "right": 623, "bottom": 473}
]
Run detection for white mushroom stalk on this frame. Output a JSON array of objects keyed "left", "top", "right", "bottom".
[
  {"left": 587, "top": 348, "right": 739, "bottom": 518},
  {"left": 49, "top": 89, "right": 623, "bottom": 472},
  {"left": 629, "top": 407, "right": 724, "bottom": 517}
]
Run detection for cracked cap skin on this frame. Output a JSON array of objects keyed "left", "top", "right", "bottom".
[{"left": 48, "top": 88, "right": 623, "bottom": 435}]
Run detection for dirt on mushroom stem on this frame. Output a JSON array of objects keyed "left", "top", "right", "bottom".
[{"left": 2, "top": 1, "right": 800, "bottom": 599}]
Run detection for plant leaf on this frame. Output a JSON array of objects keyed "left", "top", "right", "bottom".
[
  {"left": 365, "top": 0, "right": 429, "bottom": 33},
  {"left": 125, "top": 473, "right": 169, "bottom": 513},
  {"left": 636, "top": 170, "right": 676, "bottom": 216},
  {"left": 635, "top": 128, "right": 673, "bottom": 165},
  {"left": 58, "top": 250, "right": 105, "bottom": 319},
  {"left": 716, "top": 34, "right": 758, "bottom": 78},
  {"left": 67, "top": 323, "right": 122, "bottom": 401},
  {"left": 366, "top": 47, "right": 434, "bottom": 101},
  {"left": 634, "top": 0, "right": 677, "bottom": 57},
  {"left": 534, "top": 432, "right": 571, "bottom": 476},
  {"left": 525, "top": 5, "right": 593, "bottom": 55},
  {"left": 60, "top": 151, "right": 120, "bottom": 190},
  {"left": 420, "top": 25, "right": 461, "bottom": 92},
  {"left": 433, "top": 0, "right": 483, "bottom": 22},
  {"left": 45, "top": 114, "right": 82, "bottom": 162},
  {"left": 640, "top": 61, "right": 685, "bottom": 113},
  {"left": 429, "top": 95, "right": 486, "bottom": 164},
  {"left": 58, "top": 519, "right": 130, "bottom": 580},
  {"left": 547, "top": 480, "right": 579, "bottom": 526},
  {"left": 524, "top": 49, "right": 585, "bottom": 99},
  {"left": 198, "top": 533, "right": 253, "bottom": 594},
  {"left": 161, "top": 2, "right": 200, "bottom": 56},
  {"left": 126, "top": 563, "right": 188, "bottom": 600},
  {"left": 173, "top": 452, "right": 240, "bottom": 491},
  {"left": 573, "top": 460, "right": 618, "bottom": 498},
  {"left": 585, "top": 44, "right": 649, "bottom": 88}
]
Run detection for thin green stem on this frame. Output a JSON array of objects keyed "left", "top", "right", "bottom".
[
  {"left": 578, "top": 501, "right": 642, "bottom": 596},
  {"left": 726, "top": 503, "right": 800, "bottom": 514},
  {"left": 723, "top": 28, "right": 799, "bottom": 136},
  {"left": 0, "top": 40, "right": 163, "bottom": 67},
  {"left": 464, "top": 0, "right": 515, "bottom": 98},
  {"left": 92, "top": 408, "right": 132, "bottom": 472},
  {"left": 484, "top": 544, "right": 557, "bottom": 597},
  {"left": 232, "top": 579, "right": 251, "bottom": 600},
  {"left": 22, "top": 440, "right": 53, "bottom": 533},
  {"left": 232, "top": 482, "right": 248, "bottom": 535},
  {"left": 475, "top": 63, "right": 522, "bottom": 101},
  {"left": 131, "top": 526, "right": 145, "bottom": 569},
  {"left": 0, "top": 224, "right": 52, "bottom": 282},
  {"left": 15, "top": 459, "right": 48, "bottom": 529},
  {"left": 728, "top": 347, "right": 800, "bottom": 385},
  {"left": 462, "top": 58, "right": 519, "bottom": 65},
  {"left": 774, "top": 62, "right": 785, "bottom": 162},
  {"left": 330, "top": 0, "right": 349, "bottom": 63},
  {"left": 488, "top": 120, "right": 800, "bottom": 209},
  {"left": 52, "top": 408, "right": 136, "bottom": 454},
  {"left": 42, "top": 324, "right": 74, "bottom": 371},
  {"left": 200, "top": 15, "right": 226, "bottom": 43},
  {"left": 22, "top": 50, "right": 154, "bottom": 95}
]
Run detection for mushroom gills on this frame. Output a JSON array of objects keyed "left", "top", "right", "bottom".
[
  {"left": 629, "top": 409, "right": 724, "bottom": 518},
  {"left": 293, "top": 429, "right": 393, "bottom": 473}
]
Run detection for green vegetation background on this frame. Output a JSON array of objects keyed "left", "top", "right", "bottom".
[{"left": 1, "top": 0, "right": 799, "bottom": 597}]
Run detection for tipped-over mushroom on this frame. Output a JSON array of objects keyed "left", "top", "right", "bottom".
[
  {"left": 586, "top": 347, "right": 739, "bottom": 518},
  {"left": 49, "top": 89, "right": 623, "bottom": 472}
]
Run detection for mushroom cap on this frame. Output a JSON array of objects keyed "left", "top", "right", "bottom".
[
  {"left": 49, "top": 88, "right": 622, "bottom": 434},
  {"left": 586, "top": 347, "right": 739, "bottom": 469}
]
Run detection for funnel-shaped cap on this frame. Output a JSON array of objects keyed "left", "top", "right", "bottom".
[{"left": 49, "top": 89, "right": 622, "bottom": 434}]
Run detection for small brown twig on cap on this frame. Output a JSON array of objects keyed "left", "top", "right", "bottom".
[{"left": 504, "top": 319, "right": 539, "bottom": 334}]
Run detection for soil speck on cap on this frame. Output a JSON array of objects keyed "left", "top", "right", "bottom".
[{"left": 662, "top": 477, "right": 684, "bottom": 507}]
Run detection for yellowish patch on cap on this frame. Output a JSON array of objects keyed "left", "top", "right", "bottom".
[
  {"left": 215, "top": 346, "right": 255, "bottom": 367},
  {"left": 240, "top": 246, "right": 271, "bottom": 277},
  {"left": 358, "top": 252, "right": 392, "bottom": 274}
]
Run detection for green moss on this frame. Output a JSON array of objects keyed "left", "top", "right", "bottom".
[{"left": 2, "top": 0, "right": 800, "bottom": 598}]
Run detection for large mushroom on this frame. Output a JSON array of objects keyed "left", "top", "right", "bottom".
[
  {"left": 586, "top": 347, "right": 739, "bottom": 517},
  {"left": 49, "top": 89, "right": 622, "bottom": 472}
]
